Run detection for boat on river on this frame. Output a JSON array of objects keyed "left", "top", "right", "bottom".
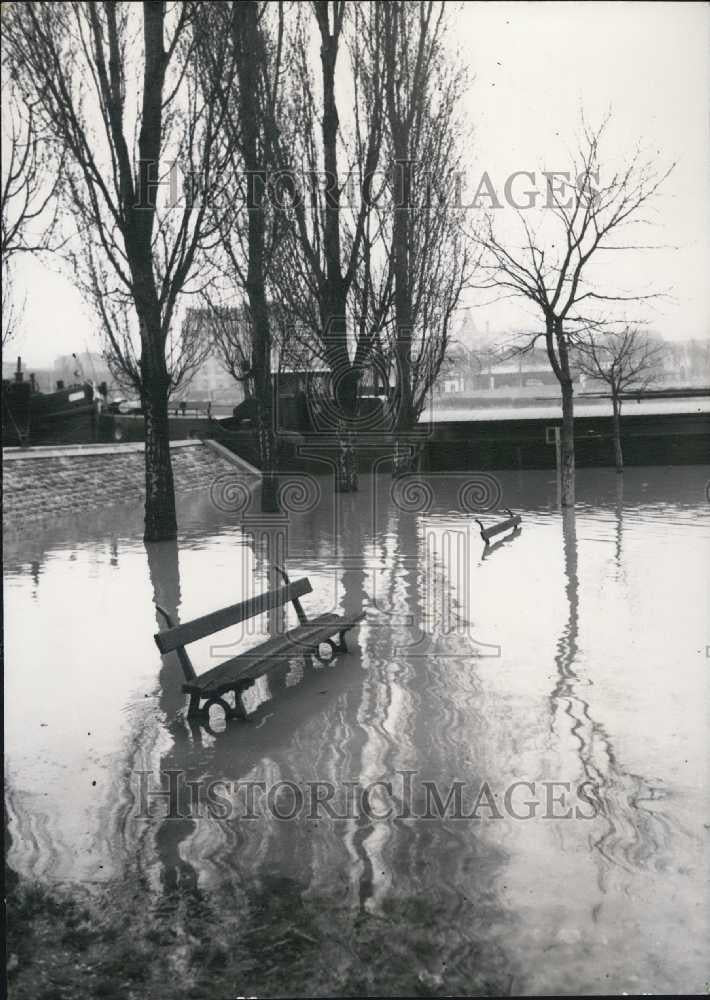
[{"left": 2, "top": 356, "right": 107, "bottom": 447}]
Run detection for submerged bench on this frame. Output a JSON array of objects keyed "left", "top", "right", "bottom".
[
  {"left": 475, "top": 508, "right": 522, "bottom": 545},
  {"left": 153, "top": 567, "right": 364, "bottom": 723}
]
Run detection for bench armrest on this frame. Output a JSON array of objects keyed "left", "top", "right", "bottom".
[{"left": 274, "top": 563, "right": 308, "bottom": 626}]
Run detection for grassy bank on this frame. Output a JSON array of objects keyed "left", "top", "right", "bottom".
[{"left": 5, "top": 872, "right": 512, "bottom": 998}]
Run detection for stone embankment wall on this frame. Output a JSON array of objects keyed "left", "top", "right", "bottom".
[{"left": 2, "top": 440, "right": 258, "bottom": 527}]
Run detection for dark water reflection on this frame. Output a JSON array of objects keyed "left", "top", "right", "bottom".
[{"left": 4, "top": 466, "right": 709, "bottom": 995}]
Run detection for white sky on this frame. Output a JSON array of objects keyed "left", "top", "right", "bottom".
[{"left": 6, "top": 0, "right": 709, "bottom": 367}]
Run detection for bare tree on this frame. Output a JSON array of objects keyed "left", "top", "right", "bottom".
[
  {"left": 195, "top": 0, "right": 286, "bottom": 512},
  {"left": 577, "top": 325, "right": 665, "bottom": 472},
  {"left": 206, "top": 304, "right": 253, "bottom": 391},
  {"left": 205, "top": 299, "right": 297, "bottom": 405},
  {"left": 381, "top": 0, "right": 472, "bottom": 472},
  {"left": 1, "top": 71, "right": 63, "bottom": 345},
  {"left": 1, "top": 258, "right": 21, "bottom": 348},
  {"left": 474, "top": 116, "right": 674, "bottom": 505},
  {"left": 269, "top": 1, "right": 387, "bottom": 491},
  {"left": 4, "top": 2, "right": 232, "bottom": 540}
]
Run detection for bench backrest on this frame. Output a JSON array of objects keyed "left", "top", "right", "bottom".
[
  {"left": 154, "top": 578, "right": 313, "bottom": 654},
  {"left": 478, "top": 514, "right": 521, "bottom": 543}
]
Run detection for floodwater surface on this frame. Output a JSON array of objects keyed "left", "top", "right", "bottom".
[{"left": 4, "top": 466, "right": 709, "bottom": 996}]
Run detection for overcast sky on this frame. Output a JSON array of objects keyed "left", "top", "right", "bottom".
[{"left": 7, "top": 0, "right": 709, "bottom": 368}]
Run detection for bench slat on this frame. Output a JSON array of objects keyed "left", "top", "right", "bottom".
[
  {"left": 482, "top": 515, "right": 520, "bottom": 542},
  {"left": 185, "top": 612, "right": 365, "bottom": 694},
  {"left": 476, "top": 511, "right": 522, "bottom": 543},
  {"left": 154, "top": 579, "right": 313, "bottom": 654}
]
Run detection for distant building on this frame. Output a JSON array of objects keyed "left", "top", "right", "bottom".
[
  {"left": 177, "top": 307, "right": 354, "bottom": 404},
  {"left": 484, "top": 352, "right": 558, "bottom": 389},
  {"left": 178, "top": 351, "right": 244, "bottom": 405},
  {"left": 272, "top": 327, "right": 330, "bottom": 396},
  {"left": 175, "top": 308, "right": 245, "bottom": 405},
  {"left": 441, "top": 373, "right": 466, "bottom": 393},
  {"left": 436, "top": 342, "right": 568, "bottom": 394},
  {"left": 435, "top": 343, "right": 476, "bottom": 394},
  {"left": 660, "top": 338, "right": 710, "bottom": 386}
]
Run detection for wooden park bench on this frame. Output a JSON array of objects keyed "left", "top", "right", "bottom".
[
  {"left": 153, "top": 567, "right": 364, "bottom": 723},
  {"left": 474, "top": 508, "right": 522, "bottom": 546}
]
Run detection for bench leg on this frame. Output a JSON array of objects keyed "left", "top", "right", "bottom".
[
  {"left": 186, "top": 682, "right": 253, "bottom": 726},
  {"left": 313, "top": 639, "right": 336, "bottom": 664},
  {"left": 186, "top": 692, "right": 205, "bottom": 720},
  {"left": 330, "top": 630, "right": 348, "bottom": 654},
  {"left": 312, "top": 631, "right": 349, "bottom": 664},
  {"left": 195, "top": 694, "right": 237, "bottom": 727},
  {"left": 231, "top": 680, "right": 253, "bottom": 721}
]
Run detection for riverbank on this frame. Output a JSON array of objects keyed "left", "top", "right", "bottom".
[{"left": 2, "top": 440, "right": 258, "bottom": 529}]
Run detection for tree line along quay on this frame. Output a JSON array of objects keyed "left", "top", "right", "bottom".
[{"left": 2, "top": 2, "right": 677, "bottom": 539}]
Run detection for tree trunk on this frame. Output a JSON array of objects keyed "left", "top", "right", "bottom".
[
  {"left": 549, "top": 316, "right": 575, "bottom": 507},
  {"left": 261, "top": 468, "right": 279, "bottom": 513},
  {"left": 248, "top": 231, "right": 279, "bottom": 512},
  {"left": 335, "top": 350, "right": 359, "bottom": 494},
  {"left": 145, "top": 538, "right": 185, "bottom": 718},
  {"left": 392, "top": 156, "right": 416, "bottom": 478},
  {"left": 393, "top": 437, "right": 420, "bottom": 476},
  {"left": 385, "top": 8, "right": 415, "bottom": 476},
  {"left": 315, "top": 12, "right": 359, "bottom": 494},
  {"left": 142, "top": 377, "right": 177, "bottom": 542},
  {"left": 234, "top": 1, "right": 279, "bottom": 513},
  {"left": 321, "top": 302, "right": 359, "bottom": 493},
  {"left": 612, "top": 394, "right": 624, "bottom": 472},
  {"left": 335, "top": 423, "right": 357, "bottom": 492},
  {"left": 560, "top": 378, "right": 575, "bottom": 507}
]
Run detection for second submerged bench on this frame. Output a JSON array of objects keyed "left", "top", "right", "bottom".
[
  {"left": 154, "top": 568, "right": 364, "bottom": 723},
  {"left": 475, "top": 508, "right": 522, "bottom": 545}
]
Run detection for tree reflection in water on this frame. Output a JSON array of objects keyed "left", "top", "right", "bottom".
[
  {"left": 130, "top": 475, "right": 515, "bottom": 994},
  {"left": 549, "top": 508, "right": 673, "bottom": 896}
]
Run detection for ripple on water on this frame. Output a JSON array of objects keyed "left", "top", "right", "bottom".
[{"left": 4, "top": 466, "right": 709, "bottom": 995}]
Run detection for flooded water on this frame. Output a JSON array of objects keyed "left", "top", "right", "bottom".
[{"left": 4, "top": 466, "right": 709, "bottom": 996}]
